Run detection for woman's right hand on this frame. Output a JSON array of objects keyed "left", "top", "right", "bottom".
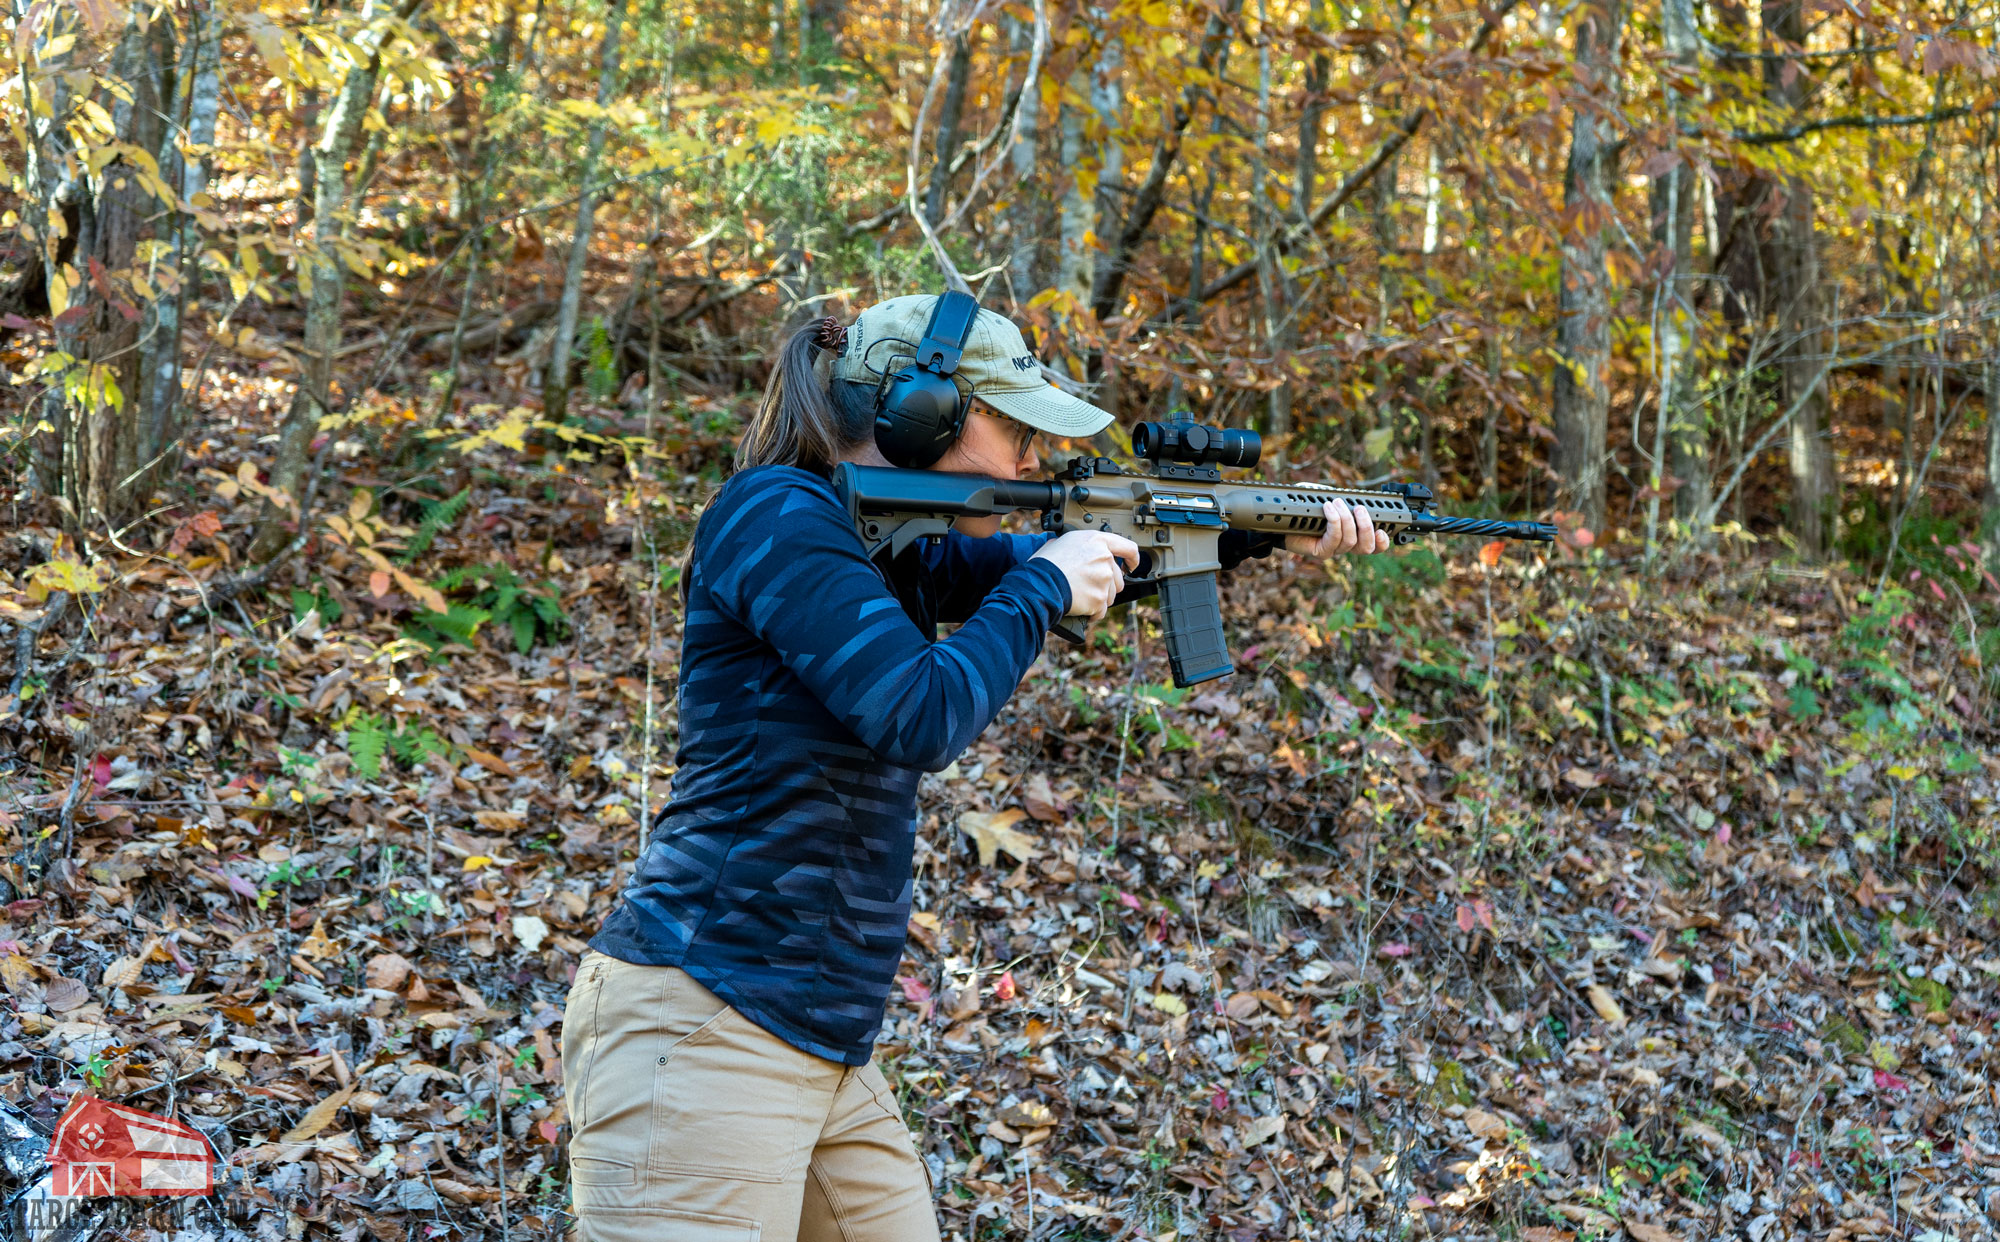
[{"left": 1031, "top": 530, "right": 1142, "bottom": 619}]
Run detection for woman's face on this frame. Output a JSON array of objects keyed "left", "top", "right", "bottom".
[{"left": 935, "top": 402, "right": 1039, "bottom": 537}]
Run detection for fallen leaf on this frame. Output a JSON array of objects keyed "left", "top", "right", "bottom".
[
  {"left": 465, "top": 748, "right": 516, "bottom": 777},
  {"left": 1623, "top": 1222, "right": 1681, "bottom": 1242},
  {"left": 365, "top": 952, "right": 414, "bottom": 991},
  {"left": 959, "top": 809, "right": 1038, "bottom": 867},
  {"left": 0, "top": 954, "right": 36, "bottom": 994},
  {"left": 281, "top": 1084, "right": 356, "bottom": 1142},
  {"left": 43, "top": 976, "right": 88, "bottom": 1012},
  {"left": 299, "top": 917, "right": 340, "bottom": 961},
  {"left": 1241, "top": 1114, "right": 1286, "bottom": 1146},
  {"left": 511, "top": 915, "right": 548, "bottom": 952},
  {"left": 1019, "top": 772, "right": 1065, "bottom": 822},
  {"left": 101, "top": 954, "right": 146, "bottom": 991},
  {"left": 998, "top": 1099, "right": 1054, "bottom": 1128},
  {"left": 1587, "top": 984, "right": 1627, "bottom": 1026}
]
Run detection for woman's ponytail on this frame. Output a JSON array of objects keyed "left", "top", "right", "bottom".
[{"left": 735, "top": 319, "right": 873, "bottom": 475}]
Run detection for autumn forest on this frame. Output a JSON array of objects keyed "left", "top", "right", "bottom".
[{"left": 1, "top": 0, "right": 1998, "bottom": 1237}]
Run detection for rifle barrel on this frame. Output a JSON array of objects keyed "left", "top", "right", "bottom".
[{"left": 1414, "top": 515, "right": 1558, "bottom": 541}]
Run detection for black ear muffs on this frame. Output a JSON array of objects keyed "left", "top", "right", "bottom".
[{"left": 873, "top": 290, "right": 980, "bottom": 468}]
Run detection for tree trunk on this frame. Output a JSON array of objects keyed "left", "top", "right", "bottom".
[
  {"left": 543, "top": 0, "right": 629, "bottom": 423},
  {"left": 138, "top": 5, "right": 223, "bottom": 482},
  {"left": 1549, "top": 0, "right": 1623, "bottom": 537},
  {"left": 1654, "top": 0, "right": 1708, "bottom": 542},
  {"left": 1983, "top": 355, "right": 1999, "bottom": 572},
  {"left": 1056, "top": 32, "right": 1121, "bottom": 317},
  {"left": 924, "top": 29, "right": 973, "bottom": 224},
  {"left": 1295, "top": 0, "right": 1330, "bottom": 227},
  {"left": 1368, "top": 144, "right": 1399, "bottom": 474},
  {"left": 1004, "top": 8, "right": 1045, "bottom": 309},
  {"left": 1251, "top": 0, "right": 1292, "bottom": 472},
  {"left": 1765, "top": 0, "right": 1836, "bottom": 556},
  {"left": 255, "top": 0, "right": 425, "bottom": 558},
  {"left": 43, "top": 13, "right": 174, "bottom": 530}
]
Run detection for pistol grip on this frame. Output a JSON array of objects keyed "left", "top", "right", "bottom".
[{"left": 1157, "top": 571, "right": 1234, "bottom": 687}]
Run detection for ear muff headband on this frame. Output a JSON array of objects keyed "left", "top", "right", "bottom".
[{"left": 873, "top": 290, "right": 981, "bottom": 468}]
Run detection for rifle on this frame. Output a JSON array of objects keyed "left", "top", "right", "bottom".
[{"left": 832, "top": 417, "right": 1556, "bottom": 688}]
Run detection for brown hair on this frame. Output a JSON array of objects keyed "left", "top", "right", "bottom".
[{"left": 735, "top": 322, "right": 877, "bottom": 475}]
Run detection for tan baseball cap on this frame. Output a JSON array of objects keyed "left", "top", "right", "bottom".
[{"left": 832, "top": 294, "right": 1114, "bottom": 439}]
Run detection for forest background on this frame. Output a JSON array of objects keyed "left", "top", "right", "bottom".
[{"left": 1, "top": 0, "right": 1999, "bottom": 1239}]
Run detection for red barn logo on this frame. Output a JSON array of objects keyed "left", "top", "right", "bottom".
[{"left": 49, "top": 1097, "right": 216, "bottom": 1196}]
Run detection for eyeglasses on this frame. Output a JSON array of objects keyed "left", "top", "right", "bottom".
[{"left": 975, "top": 407, "right": 1037, "bottom": 461}]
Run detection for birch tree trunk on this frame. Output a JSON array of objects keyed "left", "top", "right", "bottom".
[
  {"left": 543, "top": 0, "right": 629, "bottom": 423},
  {"left": 1550, "top": 0, "right": 1623, "bottom": 536},
  {"left": 255, "top": 0, "right": 425, "bottom": 557}
]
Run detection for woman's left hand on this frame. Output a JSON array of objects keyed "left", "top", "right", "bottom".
[{"left": 1285, "top": 498, "right": 1392, "bottom": 557}]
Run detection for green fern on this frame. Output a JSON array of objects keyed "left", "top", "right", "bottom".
[
  {"left": 405, "top": 602, "right": 491, "bottom": 651},
  {"left": 347, "top": 714, "right": 389, "bottom": 780},
  {"left": 347, "top": 712, "right": 454, "bottom": 779},
  {"left": 388, "top": 725, "right": 449, "bottom": 766},
  {"left": 398, "top": 487, "right": 473, "bottom": 565},
  {"left": 409, "top": 562, "right": 569, "bottom": 654}
]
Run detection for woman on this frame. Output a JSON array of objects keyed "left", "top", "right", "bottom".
[{"left": 561, "top": 295, "right": 1388, "bottom": 1242}]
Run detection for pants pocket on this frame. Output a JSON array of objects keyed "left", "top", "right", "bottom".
[
  {"left": 560, "top": 954, "right": 610, "bottom": 1136},
  {"left": 651, "top": 982, "right": 809, "bottom": 1184}
]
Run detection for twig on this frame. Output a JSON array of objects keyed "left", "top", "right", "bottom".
[
  {"left": 1107, "top": 609, "right": 1141, "bottom": 851},
  {"left": 1594, "top": 659, "right": 1624, "bottom": 761},
  {"left": 493, "top": 1056, "right": 510, "bottom": 1242},
  {"left": 6, "top": 592, "right": 70, "bottom": 703}
]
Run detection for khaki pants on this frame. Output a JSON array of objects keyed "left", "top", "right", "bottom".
[{"left": 561, "top": 950, "right": 939, "bottom": 1242}]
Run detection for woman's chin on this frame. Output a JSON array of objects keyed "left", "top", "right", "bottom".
[{"left": 952, "top": 516, "right": 1004, "bottom": 539}]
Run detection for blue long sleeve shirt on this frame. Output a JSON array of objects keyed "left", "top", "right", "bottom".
[{"left": 589, "top": 463, "right": 1281, "bottom": 1064}]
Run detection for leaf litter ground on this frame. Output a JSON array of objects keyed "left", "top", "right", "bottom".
[{"left": 2, "top": 404, "right": 1998, "bottom": 1242}]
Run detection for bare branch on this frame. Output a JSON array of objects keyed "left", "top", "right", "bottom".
[{"left": 1732, "top": 99, "right": 2000, "bottom": 145}]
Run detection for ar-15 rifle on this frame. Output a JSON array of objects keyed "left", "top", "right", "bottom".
[{"left": 833, "top": 417, "right": 1556, "bottom": 688}]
